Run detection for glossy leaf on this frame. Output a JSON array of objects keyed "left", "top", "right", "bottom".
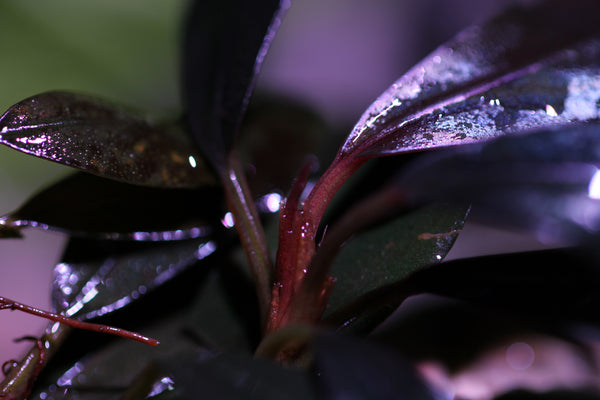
[
  {"left": 2, "top": 172, "right": 222, "bottom": 241},
  {"left": 0, "top": 91, "right": 213, "bottom": 188},
  {"left": 398, "top": 123, "right": 600, "bottom": 243},
  {"left": 339, "top": 0, "right": 600, "bottom": 161},
  {"left": 324, "top": 203, "right": 469, "bottom": 330},
  {"left": 182, "top": 0, "right": 289, "bottom": 170},
  {"left": 52, "top": 238, "right": 216, "bottom": 321},
  {"left": 314, "top": 334, "right": 435, "bottom": 400}
]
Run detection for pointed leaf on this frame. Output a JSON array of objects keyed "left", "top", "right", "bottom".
[
  {"left": 398, "top": 123, "right": 600, "bottom": 243},
  {"left": 0, "top": 91, "right": 213, "bottom": 188},
  {"left": 183, "top": 0, "right": 289, "bottom": 170},
  {"left": 2, "top": 172, "right": 222, "bottom": 240},
  {"left": 324, "top": 203, "right": 469, "bottom": 330},
  {"left": 340, "top": 0, "right": 600, "bottom": 161},
  {"left": 52, "top": 238, "right": 216, "bottom": 320}
]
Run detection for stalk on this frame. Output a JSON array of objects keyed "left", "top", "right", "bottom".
[{"left": 221, "top": 151, "right": 273, "bottom": 323}]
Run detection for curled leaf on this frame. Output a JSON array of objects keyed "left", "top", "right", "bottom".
[
  {"left": 183, "top": 0, "right": 289, "bottom": 170},
  {"left": 2, "top": 172, "right": 222, "bottom": 241},
  {"left": 0, "top": 91, "right": 213, "bottom": 188},
  {"left": 340, "top": 0, "right": 600, "bottom": 160}
]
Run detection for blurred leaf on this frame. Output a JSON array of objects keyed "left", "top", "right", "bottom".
[
  {"left": 2, "top": 172, "right": 222, "bottom": 240},
  {"left": 52, "top": 238, "right": 216, "bottom": 321},
  {"left": 239, "top": 95, "right": 330, "bottom": 195},
  {"left": 0, "top": 91, "right": 213, "bottom": 188},
  {"left": 324, "top": 203, "right": 469, "bottom": 331},
  {"left": 398, "top": 123, "right": 600, "bottom": 243},
  {"left": 314, "top": 334, "right": 435, "bottom": 400},
  {"left": 338, "top": 0, "right": 600, "bottom": 161},
  {"left": 182, "top": 0, "right": 289, "bottom": 170}
]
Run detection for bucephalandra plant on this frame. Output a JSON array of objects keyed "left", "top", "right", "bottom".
[{"left": 0, "top": 0, "right": 600, "bottom": 398}]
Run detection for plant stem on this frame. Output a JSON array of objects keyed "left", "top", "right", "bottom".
[{"left": 221, "top": 151, "right": 273, "bottom": 324}]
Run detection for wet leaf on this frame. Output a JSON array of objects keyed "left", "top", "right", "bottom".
[
  {"left": 182, "top": 0, "right": 289, "bottom": 170},
  {"left": 2, "top": 172, "right": 222, "bottom": 241},
  {"left": 0, "top": 91, "right": 213, "bottom": 188},
  {"left": 339, "top": 0, "right": 600, "bottom": 161},
  {"left": 398, "top": 123, "right": 600, "bottom": 243},
  {"left": 314, "top": 334, "right": 435, "bottom": 400},
  {"left": 52, "top": 238, "right": 216, "bottom": 321},
  {"left": 324, "top": 203, "right": 469, "bottom": 331}
]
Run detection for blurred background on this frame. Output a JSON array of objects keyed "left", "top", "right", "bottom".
[{"left": 0, "top": 0, "right": 565, "bottom": 397}]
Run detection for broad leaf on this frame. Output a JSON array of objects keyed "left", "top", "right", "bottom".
[
  {"left": 183, "top": 0, "right": 289, "bottom": 170},
  {"left": 398, "top": 123, "right": 600, "bottom": 243},
  {"left": 2, "top": 172, "right": 222, "bottom": 240},
  {"left": 339, "top": 0, "right": 600, "bottom": 161},
  {"left": 52, "top": 238, "right": 216, "bottom": 320},
  {"left": 0, "top": 91, "right": 213, "bottom": 188},
  {"left": 324, "top": 203, "right": 469, "bottom": 332}
]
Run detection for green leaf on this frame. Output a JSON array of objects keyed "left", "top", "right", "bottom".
[
  {"left": 2, "top": 172, "right": 222, "bottom": 240},
  {"left": 152, "top": 350, "right": 316, "bottom": 400},
  {"left": 338, "top": 0, "right": 600, "bottom": 161},
  {"left": 0, "top": 91, "right": 213, "bottom": 188},
  {"left": 324, "top": 203, "right": 469, "bottom": 331}
]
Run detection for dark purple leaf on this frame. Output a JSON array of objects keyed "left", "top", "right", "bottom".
[
  {"left": 2, "top": 172, "right": 223, "bottom": 241},
  {"left": 339, "top": 0, "right": 600, "bottom": 160},
  {"left": 183, "top": 0, "right": 289, "bottom": 170},
  {"left": 398, "top": 123, "right": 600, "bottom": 243},
  {"left": 0, "top": 91, "right": 213, "bottom": 188}
]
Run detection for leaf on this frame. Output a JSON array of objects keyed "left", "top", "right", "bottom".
[
  {"left": 398, "top": 123, "right": 600, "bottom": 243},
  {"left": 52, "top": 238, "right": 216, "bottom": 321},
  {"left": 339, "top": 0, "right": 600, "bottom": 161},
  {"left": 182, "top": 0, "right": 289, "bottom": 170},
  {"left": 314, "top": 334, "right": 435, "bottom": 400},
  {"left": 0, "top": 91, "right": 213, "bottom": 188},
  {"left": 408, "top": 247, "right": 600, "bottom": 324},
  {"left": 151, "top": 350, "right": 316, "bottom": 400},
  {"left": 2, "top": 172, "right": 222, "bottom": 240},
  {"left": 324, "top": 203, "right": 469, "bottom": 331}
]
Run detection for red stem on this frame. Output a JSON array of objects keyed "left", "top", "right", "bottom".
[{"left": 0, "top": 297, "right": 159, "bottom": 346}]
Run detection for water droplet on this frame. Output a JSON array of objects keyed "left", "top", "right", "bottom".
[
  {"left": 221, "top": 212, "right": 235, "bottom": 228},
  {"left": 506, "top": 342, "right": 534, "bottom": 370},
  {"left": 188, "top": 155, "right": 197, "bottom": 168},
  {"left": 545, "top": 104, "right": 558, "bottom": 117}
]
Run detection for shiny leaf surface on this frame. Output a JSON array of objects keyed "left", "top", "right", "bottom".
[
  {"left": 398, "top": 123, "right": 600, "bottom": 243},
  {"left": 340, "top": 0, "right": 600, "bottom": 160},
  {"left": 183, "top": 0, "right": 288, "bottom": 170},
  {"left": 2, "top": 172, "right": 222, "bottom": 241},
  {"left": 52, "top": 238, "right": 216, "bottom": 320},
  {"left": 0, "top": 91, "right": 213, "bottom": 188},
  {"left": 324, "top": 203, "right": 469, "bottom": 330}
]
